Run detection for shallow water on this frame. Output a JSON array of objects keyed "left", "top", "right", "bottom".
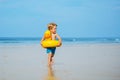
[{"left": 0, "top": 43, "right": 120, "bottom": 80}]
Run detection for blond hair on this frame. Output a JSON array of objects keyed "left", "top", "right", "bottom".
[{"left": 47, "top": 22, "right": 57, "bottom": 30}]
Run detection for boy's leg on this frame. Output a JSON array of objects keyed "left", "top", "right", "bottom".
[
  {"left": 48, "top": 53, "right": 55, "bottom": 66},
  {"left": 51, "top": 53, "right": 55, "bottom": 64},
  {"left": 51, "top": 47, "right": 56, "bottom": 64},
  {"left": 47, "top": 48, "right": 56, "bottom": 66},
  {"left": 48, "top": 53, "right": 52, "bottom": 66}
]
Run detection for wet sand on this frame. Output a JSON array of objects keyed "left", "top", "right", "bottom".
[{"left": 0, "top": 43, "right": 120, "bottom": 80}]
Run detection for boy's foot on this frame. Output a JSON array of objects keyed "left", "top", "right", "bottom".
[
  {"left": 51, "top": 60, "right": 54, "bottom": 65},
  {"left": 48, "top": 61, "right": 54, "bottom": 66},
  {"left": 48, "top": 63, "right": 52, "bottom": 67}
]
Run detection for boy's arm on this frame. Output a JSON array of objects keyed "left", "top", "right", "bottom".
[{"left": 56, "top": 33, "right": 62, "bottom": 46}]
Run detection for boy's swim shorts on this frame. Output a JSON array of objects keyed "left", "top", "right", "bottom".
[{"left": 46, "top": 47, "right": 56, "bottom": 54}]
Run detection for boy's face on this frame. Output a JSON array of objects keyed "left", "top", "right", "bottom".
[{"left": 51, "top": 26, "right": 57, "bottom": 34}]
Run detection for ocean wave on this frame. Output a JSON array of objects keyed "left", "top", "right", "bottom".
[{"left": 0, "top": 37, "right": 120, "bottom": 44}]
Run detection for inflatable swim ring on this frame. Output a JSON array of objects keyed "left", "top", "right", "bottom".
[
  {"left": 41, "top": 30, "right": 61, "bottom": 48},
  {"left": 44, "top": 30, "right": 51, "bottom": 40},
  {"left": 41, "top": 40, "right": 59, "bottom": 48}
]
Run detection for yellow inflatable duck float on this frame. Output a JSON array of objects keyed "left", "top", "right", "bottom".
[{"left": 41, "top": 30, "right": 59, "bottom": 48}]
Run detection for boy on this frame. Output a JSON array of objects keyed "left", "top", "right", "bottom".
[{"left": 41, "top": 23, "right": 62, "bottom": 66}]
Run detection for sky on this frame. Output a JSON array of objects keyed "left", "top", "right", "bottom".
[{"left": 0, "top": 0, "right": 120, "bottom": 38}]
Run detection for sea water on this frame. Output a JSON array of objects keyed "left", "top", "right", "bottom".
[{"left": 0, "top": 37, "right": 120, "bottom": 45}]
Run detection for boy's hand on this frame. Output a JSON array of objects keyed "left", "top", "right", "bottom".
[{"left": 57, "top": 41, "right": 62, "bottom": 47}]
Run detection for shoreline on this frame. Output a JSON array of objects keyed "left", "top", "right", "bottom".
[
  {"left": 0, "top": 43, "right": 120, "bottom": 80},
  {"left": 0, "top": 41, "right": 120, "bottom": 46}
]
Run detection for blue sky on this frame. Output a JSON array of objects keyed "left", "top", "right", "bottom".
[{"left": 0, "top": 0, "right": 120, "bottom": 38}]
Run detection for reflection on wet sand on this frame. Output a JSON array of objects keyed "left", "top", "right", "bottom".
[{"left": 45, "top": 66, "right": 58, "bottom": 80}]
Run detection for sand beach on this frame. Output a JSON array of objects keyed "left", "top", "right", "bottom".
[{"left": 0, "top": 43, "right": 120, "bottom": 80}]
